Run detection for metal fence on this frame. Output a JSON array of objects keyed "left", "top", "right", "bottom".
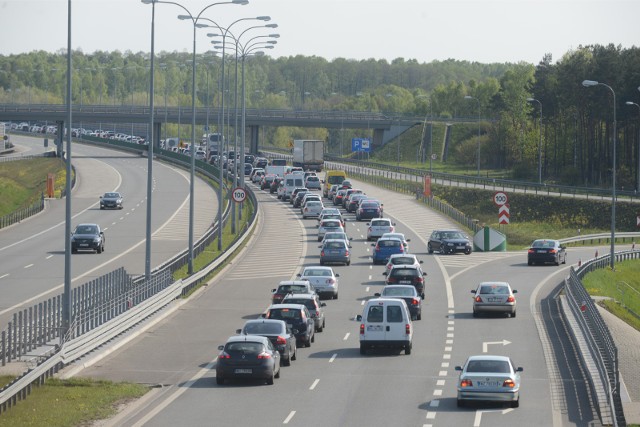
[{"left": 564, "top": 250, "right": 640, "bottom": 427}]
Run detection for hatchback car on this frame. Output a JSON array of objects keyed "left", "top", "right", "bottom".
[
  {"left": 327, "top": 184, "right": 339, "bottom": 201},
  {"left": 283, "top": 293, "right": 327, "bottom": 332},
  {"left": 455, "top": 355, "right": 523, "bottom": 408},
  {"left": 99, "top": 192, "right": 123, "bottom": 210},
  {"left": 384, "top": 264, "right": 427, "bottom": 298},
  {"left": 527, "top": 239, "right": 567, "bottom": 266},
  {"left": 381, "top": 232, "right": 410, "bottom": 252},
  {"left": 271, "top": 280, "right": 315, "bottom": 305},
  {"left": 264, "top": 304, "right": 315, "bottom": 347},
  {"left": 260, "top": 174, "right": 277, "bottom": 190},
  {"left": 292, "top": 188, "right": 310, "bottom": 208},
  {"left": 236, "top": 319, "right": 297, "bottom": 366},
  {"left": 216, "top": 335, "right": 281, "bottom": 385},
  {"left": 371, "top": 237, "right": 405, "bottom": 264},
  {"left": 384, "top": 253, "right": 423, "bottom": 273},
  {"left": 317, "top": 219, "right": 345, "bottom": 241},
  {"left": 333, "top": 189, "right": 348, "bottom": 206},
  {"left": 375, "top": 285, "right": 422, "bottom": 320},
  {"left": 71, "top": 223, "right": 105, "bottom": 254},
  {"left": 321, "top": 231, "right": 352, "bottom": 247},
  {"left": 471, "top": 281, "right": 517, "bottom": 318},
  {"left": 366, "top": 218, "right": 396, "bottom": 241},
  {"left": 428, "top": 229, "right": 473, "bottom": 255},
  {"left": 305, "top": 175, "right": 322, "bottom": 190},
  {"left": 319, "top": 239, "right": 351, "bottom": 266},
  {"left": 302, "top": 200, "right": 324, "bottom": 219},
  {"left": 297, "top": 266, "right": 340, "bottom": 299},
  {"left": 346, "top": 193, "right": 368, "bottom": 213}
]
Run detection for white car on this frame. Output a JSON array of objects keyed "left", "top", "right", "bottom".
[
  {"left": 381, "top": 232, "right": 410, "bottom": 252},
  {"left": 297, "top": 266, "right": 339, "bottom": 299},
  {"left": 302, "top": 200, "right": 324, "bottom": 219},
  {"left": 366, "top": 218, "right": 396, "bottom": 241},
  {"left": 384, "top": 253, "right": 423, "bottom": 273}
]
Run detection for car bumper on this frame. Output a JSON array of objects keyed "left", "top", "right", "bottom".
[
  {"left": 474, "top": 304, "right": 516, "bottom": 314},
  {"left": 457, "top": 389, "right": 519, "bottom": 402},
  {"left": 216, "top": 364, "right": 275, "bottom": 380},
  {"left": 313, "top": 286, "right": 338, "bottom": 297},
  {"left": 528, "top": 255, "right": 558, "bottom": 264},
  {"left": 360, "top": 339, "right": 411, "bottom": 349},
  {"left": 320, "top": 255, "right": 349, "bottom": 265}
]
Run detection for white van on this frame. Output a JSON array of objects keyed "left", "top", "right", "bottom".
[
  {"left": 282, "top": 172, "right": 305, "bottom": 201},
  {"left": 356, "top": 298, "right": 413, "bottom": 355}
]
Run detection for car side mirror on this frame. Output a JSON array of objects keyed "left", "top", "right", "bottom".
[
  {"left": 392, "top": 223, "right": 397, "bottom": 226},
  {"left": 406, "top": 239, "right": 411, "bottom": 242},
  {"left": 422, "top": 272, "right": 427, "bottom": 276},
  {"left": 318, "top": 245, "right": 322, "bottom": 248},
  {"left": 374, "top": 293, "right": 381, "bottom": 297},
  {"left": 454, "top": 366, "right": 462, "bottom": 371},
  {"left": 371, "top": 243, "right": 375, "bottom": 247},
  {"left": 296, "top": 273, "right": 302, "bottom": 277},
  {"left": 99, "top": 196, "right": 103, "bottom": 199},
  {"left": 513, "top": 290, "right": 518, "bottom": 293},
  {"left": 419, "top": 260, "right": 424, "bottom": 264},
  {"left": 516, "top": 367, "right": 524, "bottom": 372},
  {"left": 355, "top": 314, "right": 362, "bottom": 322},
  {"left": 471, "top": 290, "right": 476, "bottom": 294},
  {"left": 235, "top": 329, "right": 242, "bottom": 334},
  {"left": 217, "top": 345, "right": 224, "bottom": 351},
  {"left": 349, "top": 237, "right": 353, "bottom": 240},
  {"left": 260, "top": 313, "right": 266, "bottom": 318},
  {"left": 271, "top": 288, "right": 276, "bottom": 293},
  {"left": 320, "top": 302, "right": 327, "bottom": 307},
  {"left": 382, "top": 272, "right": 388, "bottom": 276},
  {"left": 292, "top": 329, "right": 299, "bottom": 334},
  {"left": 335, "top": 273, "right": 340, "bottom": 277}
]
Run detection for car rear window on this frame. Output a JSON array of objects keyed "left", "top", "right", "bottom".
[
  {"left": 479, "top": 285, "right": 509, "bottom": 294},
  {"left": 303, "top": 269, "right": 332, "bottom": 277},
  {"left": 391, "top": 257, "right": 414, "bottom": 265},
  {"left": 284, "top": 299, "right": 315, "bottom": 310},
  {"left": 379, "top": 240, "right": 401, "bottom": 247},
  {"left": 366, "top": 305, "right": 384, "bottom": 323},
  {"left": 325, "top": 241, "right": 345, "bottom": 249},
  {"left": 383, "top": 287, "right": 414, "bottom": 297},
  {"left": 226, "top": 342, "right": 263, "bottom": 353},
  {"left": 278, "top": 285, "right": 308, "bottom": 294},
  {"left": 391, "top": 268, "right": 419, "bottom": 277},
  {"left": 371, "top": 220, "right": 388, "bottom": 226},
  {"left": 466, "top": 360, "right": 511, "bottom": 373},
  {"left": 243, "top": 323, "right": 282, "bottom": 335},
  {"left": 268, "top": 308, "right": 301, "bottom": 320}
]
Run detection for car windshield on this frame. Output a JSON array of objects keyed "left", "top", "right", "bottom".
[
  {"left": 466, "top": 360, "right": 511, "bottom": 373},
  {"left": 278, "top": 285, "right": 308, "bottom": 294},
  {"left": 371, "top": 220, "right": 389, "bottom": 226},
  {"left": 243, "top": 323, "right": 282, "bottom": 335},
  {"left": 226, "top": 342, "right": 263, "bottom": 354},
  {"left": 322, "top": 221, "right": 342, "bottom": 227},
  {"left": 284, "top": 299, "right": 315, "bottom": 310},
  {"left": 303, "top": 269, "right": 332, "bottom": 277},
  {"left": 361, "top": 203, "right": 379, "bottom": 209},
  {"left": 324, "top": 241, "right": 345, "bottom": 249},
  {"left": 104, "top": 193, "right": 119, "bottom": 198},
  {"left": 442, "top": 231, "right": 466, "bottom": 239},
  {"left": 325, "top": 233, "right": 347, "bottom": 240},
  {"left": 379, "top": 240, "right": 401, "bottom": 247}
]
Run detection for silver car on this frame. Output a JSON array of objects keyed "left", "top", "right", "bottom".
[
  {"left": 297, "top": 266, "right": 340, "bottom": 299},
  {"left": 455, "top": 355, "right": 523, "bottom": 408},
  {"left": 302, "top": 200, "right": 324, "bottom": 219},
  {"left": 471, "top": 282, "right": 517, "bottom": 318},
  {"left": 317, "top": 219, "right": 345, "bottom": 241}
]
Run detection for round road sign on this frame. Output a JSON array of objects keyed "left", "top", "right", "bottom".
[
  {"left": 232, "top": 187, "right": 247, "bottom": 203},
  {"left": 493, "top": 191, "right": 508, "bottom": 206},
  {"left": 431, "top": 153, "right": 437, "bottom": 160}
]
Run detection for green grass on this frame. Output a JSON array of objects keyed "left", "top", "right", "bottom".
[
  {"left": 0, "top": 377, "right": 148, "bottom": 427},
  {"left": 582, "top": 260, "right": 640, "bottom": 332}
]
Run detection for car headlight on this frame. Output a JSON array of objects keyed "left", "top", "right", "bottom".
[
  {"left": 446, "top": 242, "right": 454, "bottom": 246},
  {"left": 93, "top": 237, "right": 101, "bottom": 243}
]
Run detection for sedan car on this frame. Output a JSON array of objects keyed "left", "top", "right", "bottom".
[
  {"left": 356, "top": 200, "right": 383, "bottom": 221},
  {"left": 99, "top": 192, "right": 123, "bottom": 210},
  {"left": 455, "top": 355, "right": 523, "bottom": 408},
  {"left": 283, "top": 293, "right": 326, "bottom": 332},
  {"left": 305, "top": 175, "right": 322, "bottom": 190},
  {"left": 319, "top": 239, "right": 351, "bottom": 266},
  {"left": 71, "top": 223, "right": 105, "bottom": 254},
  {"left": 264, "top": 304, "right": 315, "bottom": 347},
  {"left": 384, "top": 264, "right": 426, "bottom": 298},
  {"left": 321, "top": 231, "right": 352, "bottom": 246},
  {"left": 375, "top": 285, "right": 422, "bottom": 320},
  {"left": 527, "top": 239, "right": 567, "bottom": 266},
  {"left": 366, "top": 218, "right": 396, "bottom": 241},
  {"left": 317, "top": 219, "right": 345, "bottom": 241},
  {"left": 302, "top": 200, "right": 324, "bottom": 219},
  {"left": 236, "top": 319, "right": 297, "bottom": 366},
  {"left": 297, "top": 266, "right": 340, "bottom": 299},
  {"left": 471, "top": 281, "right": 517, "bottom": 318},
  {"left": 428, "top": 229, "right": 472, "bottom": 255},
  {"left": 384, "top": 253, "right": 423, "bottom": 273},
  {"left": 216, "top": 335, "right": 281, "bottom": 385}
]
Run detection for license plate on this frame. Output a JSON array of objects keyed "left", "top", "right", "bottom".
[
  {"left": 329, "top": 250, "right": 341, "bottom": 254},
  {"left": 487, "top": 297, "right": 500, "bottom": 302},
  {"left": 537, "top": 250, "right": 547, "bottom": 253},
  {"left": 234, "top": 369, "right": 252, "bottom": 374},
  {"left": 476, "top": 381, "right": 500, "bottom": 387},
  {"left": 80, "top": 243, "right": 89, "bottom": 247},
  {"left": 367, "top": 325, "right": 383, "bottom": 331},
  {"left": 400, "top": 280, "right": 411, "bottom": 284},
  {"left": 456, "top": 246, "right": 465, "bottom": 249}
]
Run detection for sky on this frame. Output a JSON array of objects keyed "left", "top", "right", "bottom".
[{"left": 0, "top": 0, "right": 638, "bottom": 65}]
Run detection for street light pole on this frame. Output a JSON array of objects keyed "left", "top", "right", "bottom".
[
  {"left": 527, "top": 97, "right": 543, "bottom": 184},
  {"left": 625, "top": 100, "right": 640, "bottom": 193},
  {"left": 583, "top": 79, "right": 617, "bottom": 270},
  {"left": 464, "top": 95, "right": 481, "bottom": 176}
]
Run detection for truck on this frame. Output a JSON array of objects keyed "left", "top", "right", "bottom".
[
  {"left": 265, "top": 165, "right": 291, "bottom": 178},
  {"left": 203, "top": 133, "right": 224, "bottom": 157},
  {"left": 292, "top": 139, "right": 324, "bottom": 172}
]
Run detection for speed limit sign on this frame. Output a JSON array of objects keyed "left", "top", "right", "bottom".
[
  {"left": 232, "top": 187, "right": 247, "bottom": 203},
  {"left": 493, "top": 191, "right": 508, "bottom": 206}
]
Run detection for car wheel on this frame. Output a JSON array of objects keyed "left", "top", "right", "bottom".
[
  {"left": 334, "top": 293, "right": 338, "bottom": 300},
  {"left": 266, "top": 373, "right": 274, "bottom": 385},
  {"left": 275, "top": 367, "right": 280, "bottom": 379},
  {"left": 100, "top": 206, "right": 104, "bottom": 210},
  {"left": 465, "top": 249, "right": 472, "bottom": 255},
  {"left": 291, "top": 346, "right": 297, "bottom": 361},
  {"left": 555, "top": 258, "right": 560, "bottom": 266},
  {"left": 96, "top": 245, "right": 103, "bottom": 254},
  {"left": 360, "top": 344, "right": 367, "bottom": 355},
  {"left": 562, "top": 254, "right": 567, "bottom": 264},
  {"left": 318, "top": 237, "right": 322, "bottom": 242},
  {"left": 216, "top": 376, "right": 224, "bottom": 385},
  {"left": 472, "top": 310, "right": 478, "bottom": 318},
  {"left": 512, "top": 311, "right": 517, "bottom": 318},
  {"left": 428, "top": 244, "right": 434, "bottom": 254},
  {"left": 317, "top": 324, "right": 323, "bottom": 333},
  {"left": 346, "top": 260, "right": 351, "bottom": 266},
  {"left": 405, "top": 343, "right": 412, "bottom": 355},
  {"left": 457, "top": 399, "right": 465, "bottom": 408},
  {"left": 512, "top": 398, "right": 520, "bottom": 408},
  {"left": 417, "top": 312, "right": 422, "bottom": 321},
  {"left": 311, "top": 333, "right": 315, "bottom": 343}
]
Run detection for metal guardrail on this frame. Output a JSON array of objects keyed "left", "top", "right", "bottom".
[{"left": 559, "top": 232, "right": 640, "bottom": 246}]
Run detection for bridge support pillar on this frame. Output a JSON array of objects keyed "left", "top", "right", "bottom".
[
  {"left": 372, "top": 128, "right": 384, "bottom": 148},
  {"left": 249, "top": 125, "right": 260, "bottom": 154},
  {"left": 56, "top": 121, "right": 64, "bottom": 157}
]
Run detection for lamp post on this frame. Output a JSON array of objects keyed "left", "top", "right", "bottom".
[
  {"left": 626, "top": 100, "right": 640, "bottom": 193},
  {"left": 464, "top": 95, "right": 481, "bottom": 176},
  {"left": 526, "top": 97, "right": 543, "bottom": 184},
  {"left": 582, "top": 79, "right": 617, "bottom": 270}
]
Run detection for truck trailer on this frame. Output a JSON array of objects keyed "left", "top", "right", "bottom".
[{"left": 292, "top": 139, "right": 324, "bottom": 172}]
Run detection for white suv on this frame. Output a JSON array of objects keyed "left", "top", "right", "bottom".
[{"left": 366, "top": 218, "right": 396, "bottom": 241}]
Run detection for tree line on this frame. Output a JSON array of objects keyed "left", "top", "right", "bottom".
[{"left": 1, "top": 44, "right": 639, "bottom": 189}]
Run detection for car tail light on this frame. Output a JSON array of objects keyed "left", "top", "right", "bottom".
[
  {"left": 390, "top": 226, "right": 395, "bottom": 232},
  {"left": 549, "top": 249, "right": 558, "bottom": 254},
  {"left": 321, "top": 251, "right": 325, "bottom": 257},
  {"left": 360, "top": 324, "right": 365, "bottom": 335},
  {"left": 218, "top": 351, "right": 231, "bottom": 359},
  {"left": 276, "top": 336, "right": 287, "bottom": 345},
  {"left": 304, "top": 208, "right": 308, "bottom": 212},
  {"left": 387, "top": 277, "right": 396, "bottom": 284},
  {"left": 368, "top": 227, "right": 372, "bottom": 233},
  {"left": 475, "top": 296, "right": 482, "bottom": 303},
  {"left": 405, "top": 323, "right": 411, "bottom": 335},
  {"left": 507, "top": 295, "right": 516, "bottom": 303},
  {"left": 375, "top": 244, "right": 380, "bottom": 252},
  {"left": 399, "top": 246, "right": 404, "bottom": 253},
  {"left": 315, "top": 310, "right": 320, "bottom": 317},
  {"left": 326, "top": 278, "right": 335, "bottom": 285},
  {"left": 257, "top": 351, "right": 272, "bottom": 359},
  {"left": 503, "top": 379, "right": 516, "bottom": 388},
  {"left": 411, "top": 298, "right": 419, "bottom": 306},
  {"left": 273, "top": 294, "right": 283, "bottom": 301},
  {"left": 416, "top": 276, "right": 424, "bottom": 284},
  {"left": 460, "top": 379, "right": 473, "bottom": 387},
  {"left": 345, "top": 250, "right": 350, "bottom": 256},
  {"left": 527, "top": 249, "right": 535, "bottom": 254}
]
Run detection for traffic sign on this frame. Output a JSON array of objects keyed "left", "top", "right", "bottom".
[
  {"left": 232, "top": 187, "right": 247, "bottom": 203},
  {"left": 351, "top": 138, "right": 371, "bottom": 153},
  {"left": 493, "top": 191, "right": 509, "bottom": 206},
  {"left": 498, "top": 204, "right": 510, "bottom": 224}
]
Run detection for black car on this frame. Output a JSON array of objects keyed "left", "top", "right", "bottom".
[
  {"left": 253, "top": 157, "right": 268, "bottom": 169},
  {"left": 71, "top": 223, "right": 105, "bottom": 254},
  {"left": 384, "top": 265, "right": 427, "bottom": 298},
  {"left": 292, "top": 189, "right": 310, "bottom": 208},
  {"left": 527, "top": 239, "right": 567, "bottom": 265},
  {"left": 99, "top": 192, "right": 123, "bottom": 210},
  {"left": 375, "top": 285, "right": 423, "bottom": 321},
  {"left": 428, "top": 229, "right": 472, "bottom": 255},
  {"left": 356, "top": 200, "right": 383, "bottom": 221},
  {"left": 237, "top": 319, "right": 297, "bottom": 366},
  {"left": 270, "top": 177, "right": 282, "bottom": 194},
  {"left": 264, "top": 304, "right": 315, "bottom": 347},
  {"left": 216, "top": 335, "right": 281, "bottom": 385}
]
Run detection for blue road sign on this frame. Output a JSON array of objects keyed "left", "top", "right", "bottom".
[{"left": 351, "top": 138, "right": 371, "bottom": 153}]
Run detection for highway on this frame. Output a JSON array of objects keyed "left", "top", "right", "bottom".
[
  {"left": 70, "top": 174, "right": 610, "bottom": 427},
  {"left": 0, "top": 135, "right": 217, "bottom": 326}
]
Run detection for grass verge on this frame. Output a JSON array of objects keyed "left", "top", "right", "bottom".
[{"left": 0, "top": 377, "right": 148, "bottom": 427}]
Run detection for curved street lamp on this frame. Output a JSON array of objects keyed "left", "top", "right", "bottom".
[
  {"left": 464, "top": 95, "right": 481, "bottom": 176},
  {"left": 526, "top": 97, "right": 543, "bottom": 184},
  {"left": 582, "top": 79, "right": 617, "bottom": 270}
]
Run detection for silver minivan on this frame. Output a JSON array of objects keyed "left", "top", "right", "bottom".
[{"left": 356, "top": 298, "right": 413, "bottom": 355}]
